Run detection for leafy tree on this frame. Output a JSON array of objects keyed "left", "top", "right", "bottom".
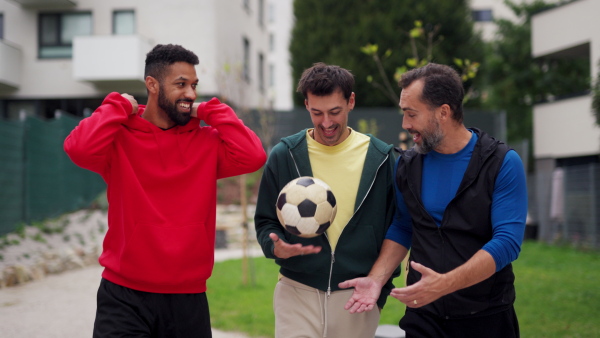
[
  {"left": 290, "top": 0, "right": 484, "bottom": 107},
  {"left": 593, "top": 61, "right": 600, "bottom": 126},
  {"left": 483, "top": 0, "right": 589, "bottom": 145}
]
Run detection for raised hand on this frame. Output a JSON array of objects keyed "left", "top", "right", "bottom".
[
  {"left": 269, "top": 233, "right": 321, "bottom": 259},
  {"left": 191, "top": 102, "right": 200, "bottom": 118},
  {"left": 121, "top": 93, "right": 138, "bottom": 115}
]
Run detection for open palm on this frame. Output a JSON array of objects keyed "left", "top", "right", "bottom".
[{"left": 338, "top": 277, "right": 382, "bottom": 313}]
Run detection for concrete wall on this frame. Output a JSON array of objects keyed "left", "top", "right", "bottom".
[
  {"left": 533, "top": 95, "right": 599, "bottom": 159},
  {"left": 532, "top": 0, "right": 600, "bottom": 78},
  {"left": 0, "top": 40, "right": 22, "bottom": 89}
]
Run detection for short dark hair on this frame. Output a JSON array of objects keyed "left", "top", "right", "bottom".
[
  {"left": 144, "top": 44, "right": 199, "bottom": 82},
  {"left": 296, "top": 62, "right": 354, "bottom": 101},
  {"left": 400, "top": 63, "right": 464, "bottom": 123}
]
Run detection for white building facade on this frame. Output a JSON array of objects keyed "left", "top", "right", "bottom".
[
  {"left": 266, "top": 0, "right": 293, "bottom": 111},
  {"left": 0, "top": 0, "right": 269, "bottom": 118},
  {"left": 530, "top": 0, "right": 600, "bottom": 244},
  {"left": 531, "top": 0, "right": 600, "bottom": 162},
  {"left": 470, "top": 0, "right": 521, "bottom": 41}
]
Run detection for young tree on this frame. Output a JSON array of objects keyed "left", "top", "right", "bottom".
[{"left": 360, "top": 20, "right": 480, "bottom": 107}]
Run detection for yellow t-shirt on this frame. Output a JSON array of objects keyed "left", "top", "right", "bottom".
[{"left": 306, "top": 128, "right": 369, "bottom": 250}]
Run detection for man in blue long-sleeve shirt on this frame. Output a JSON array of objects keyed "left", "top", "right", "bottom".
[{"left": 339, "top": 63, "right": 527, "bottom": 338}]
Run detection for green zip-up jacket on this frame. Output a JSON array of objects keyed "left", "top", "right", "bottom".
[{"left": 254, "top": 129, "right": 400, "bottom": 308}]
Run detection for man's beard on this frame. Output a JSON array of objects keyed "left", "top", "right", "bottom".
[
  {"left": 413, "top": 118, "right": 444, "bottom": 154},
  {"left": 158, "top": 86, "right": 193, "bottom": 126}
]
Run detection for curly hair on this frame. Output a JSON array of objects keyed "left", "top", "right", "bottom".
[
  {"left": 296, "top": 62, "right": 354, "bottom": 101},
  {"left": 400, "top": 63, "right": 465, "bottom": 123},
  {"left": 144, "top": 44, "right": 199, "bottom": 81}
]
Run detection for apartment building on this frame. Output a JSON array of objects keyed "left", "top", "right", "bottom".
[
  {"left": 531, "top": 0, "right": 600, "bottom": 165},
  {"left": 266, "top": 0, "right": 292, "bottom": 111},
  {"left": 531, "top": 0, "right": 600, "bottom": 243},
  {"left": 0, "top": 0, "right": 269, "bottom": 119},
  {"left": 470, "top": 0, "right": 521, "bottom": 41}
]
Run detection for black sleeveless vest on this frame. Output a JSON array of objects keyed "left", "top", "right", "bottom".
[{"left": 396, "top": 128, "right": 515, "bottom": 318}]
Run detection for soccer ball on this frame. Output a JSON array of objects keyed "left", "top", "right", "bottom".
[{"left": 276, "top": 176, "right": 337, "bottom": 238}]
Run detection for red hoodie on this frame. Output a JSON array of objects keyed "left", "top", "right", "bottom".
[{"left": 64, "top": 92, "right": 266, "bottom": 293}]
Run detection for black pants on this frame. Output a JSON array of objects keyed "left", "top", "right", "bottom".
[
  {"left": 399, "top": 307, "right": 519, "bottom": 338},
  {"left": 93, "top": 278, "right": 212, "bottom": 338}
]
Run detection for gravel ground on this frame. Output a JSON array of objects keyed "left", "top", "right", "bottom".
[
  {"left": 0, "top": 210, "right": 106, "bottom": 286},
  {"left": 0, "top": 208, "right": 262, "bottom": 338}
]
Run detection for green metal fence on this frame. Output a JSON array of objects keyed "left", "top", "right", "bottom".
[{"left": 0, "top": 115, "right": 105, "bottom": 236}]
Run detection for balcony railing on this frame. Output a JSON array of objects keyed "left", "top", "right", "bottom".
[
  {"left": 73, "top": 35, "right": 153, "bottom": 84},
  {"left": 533, "top": 94, "right": 599, "bottom": 159},
  {"left": 0, "top": 40, "right": 22, "bottom": 90},
  {"left": 11, "top": 0, "right": 76, "bottom": 9},
  {"left": 531, "top": 0, "right": 594, "bottom": 58}
]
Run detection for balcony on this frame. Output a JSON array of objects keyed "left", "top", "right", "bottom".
[
  {"left": 531, "top": 0, "right": 600, "bottom": 161},
  {"left": 11, "top": 0, "right": 76, "bottom": 9},
  {"left": 533, "top": 94, "right": 599, "bottom": 159},
  {"left": 73, "top": 35, "right": 153, "bottom": 92},
  {"left": 0, "top": 41, "right": 22, "bottom": 91},
  {"left": 531, "top": 0, "right": 596, "bottom": 59}
]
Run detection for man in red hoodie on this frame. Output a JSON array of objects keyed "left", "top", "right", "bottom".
[{"left": 64, "top": 44, "right": 266, "bottom": 337}]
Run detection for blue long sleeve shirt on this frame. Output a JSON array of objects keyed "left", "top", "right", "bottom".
[{"left": 385, "top": 131, "right": 527, "bottom": 271}]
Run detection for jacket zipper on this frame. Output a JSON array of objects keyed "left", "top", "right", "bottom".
[
  {"left": 326, "top": 154, "right": 389, "bottom": 298},
  {"left": 288, "top": 149, "right": 302, "bottom": 178},
  {"left": 290, "top": 148, "right": 389, "bottom": 300},
  {"left": 327, "top": 251, "right": 335, "bottom": 297}
]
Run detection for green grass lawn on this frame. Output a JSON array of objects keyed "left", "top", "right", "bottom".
[
  {"left": 207, "top": 241, "right": 600, "bottom": 337},
  {"left": 514, "top": 241, "right": 600, "bottom": 337}
]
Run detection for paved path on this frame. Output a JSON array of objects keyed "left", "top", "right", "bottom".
[{"left": 0, "top": 248, "right": 263, "bottom": 338}]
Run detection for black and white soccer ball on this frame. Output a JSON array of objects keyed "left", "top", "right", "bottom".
[{"left": 276, "top": 176, "right": 337, "bottom": 238}]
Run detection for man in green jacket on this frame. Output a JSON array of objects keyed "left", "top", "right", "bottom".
[{"left": 254, "top": 62, "right": 399, "bottom": 338}]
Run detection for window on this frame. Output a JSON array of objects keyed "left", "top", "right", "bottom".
[
  {"left": 268, "top": 3, "right": 275, "bottom": 24},
  {"left": 113, "top": 10, "right": 135, "bottom": 35},
  {"left": 39, "top": 12, "right": 92, "bottom": 59},
  {"left": 243, "top": 37, "right": 250, "bottom": 83},
  {"left": 269, "top": 63, "right": 275, "bottom": 87},
  {"left": 0, "top": 14, "right": 4, "bottom": 40},
  {"left": 258, "top": 0, "right": 264, "bottom": 27},
  {"left": 258, "top": 52, "right": 264, "bottom": 93},
  {"left": 269, "top": 33, "right": 275, "bottom": 52},
  {"left": 472, "top": 9, "right": 493, "bottom": 22}
]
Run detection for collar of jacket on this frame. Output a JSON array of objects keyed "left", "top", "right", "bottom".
[{"left": 282, "top": 128, "right": 393, "bottom": 212}]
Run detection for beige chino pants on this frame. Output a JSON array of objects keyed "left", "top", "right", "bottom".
[{"left": 274, "top": 276, "right": 380, "bottom": 338}]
